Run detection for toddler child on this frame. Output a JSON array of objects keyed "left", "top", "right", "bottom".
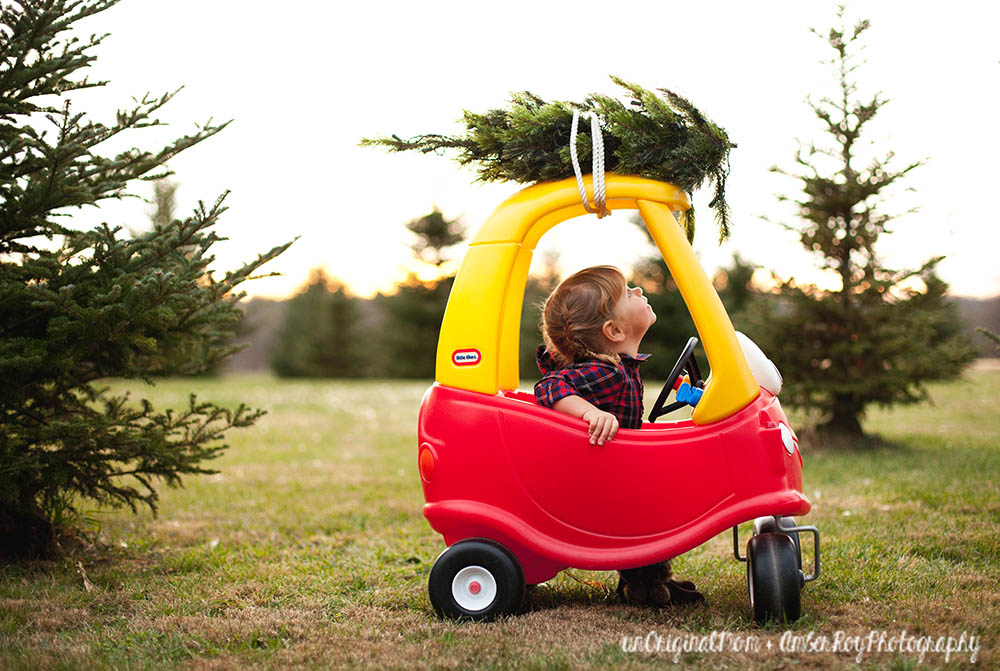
[{"left": 533, "top": 265, "right": 704, "bottom": 607}]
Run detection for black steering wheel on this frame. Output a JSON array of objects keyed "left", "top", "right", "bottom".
[{"left": 648, "top": 336, "right": 705, "bottom": 422}]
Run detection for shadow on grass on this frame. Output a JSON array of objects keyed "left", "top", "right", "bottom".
[
  {"left": 521, "top": 579, "right": 619, "bottom": 613},
  {"left": 518, "top": 575, "right": 761, "bottom": 629}
]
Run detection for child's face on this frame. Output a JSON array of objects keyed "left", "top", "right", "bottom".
[{"left": 615, "top": 285, "right": 656, "bottom": 340}]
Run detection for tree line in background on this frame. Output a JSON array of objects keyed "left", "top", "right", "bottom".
[
  {"left": 269, "top": 209, "right": 458, "bottom": 379},
  {"left": 267, "top": 212, "right": 760, "bottom": 383}
]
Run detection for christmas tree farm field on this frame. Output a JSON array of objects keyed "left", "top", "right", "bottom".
[{"left": 1, "top": 368, "right": 998, "bottom": 670}]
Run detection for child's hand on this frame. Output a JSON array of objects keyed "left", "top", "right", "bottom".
[
  {"left": 550, "top": 396, "right": 619, "bottom": 445},
  {"left": 582, "top": 408, "right": 619, "bottom": 445}
]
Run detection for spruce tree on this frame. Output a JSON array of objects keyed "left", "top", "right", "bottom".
[
  {"left": 146, "top": 178, "right": 226, "bottom": 376},
  {"left": 630, "top": 252, "right": 698, "bottom": 379},
  {"left": 377, "top": 277, "right": 452, "bottom": 378},
  {"left": 149, "top": 179, "right": 178, "bottom": 230},
  {"left": 742, "top": 8, "right": 976, "bottom": 436},
  {"left": 0, "top": 0, "right": 290, "bottom": 556},
  {"left": 379, "top": 209, "right": 465, "bottom": 378},
  {"left": 518, "top": 251, "right": 560, "bottom": 379},
  {"left": 406, "top": 207, "right": 465, "bottom": 269},
  {"left": 270, "top": 269, "right": 369, "bottom": 378},
  {"left": 632, "top": 257, "right": 756, "bottom": 380}
]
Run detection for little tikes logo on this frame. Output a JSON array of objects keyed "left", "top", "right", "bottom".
[{"left": 452, "top": 349, "right": 481, "bottom": 366}]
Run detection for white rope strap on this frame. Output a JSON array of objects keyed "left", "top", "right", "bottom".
[{"left": 570, "top": 108, "right": 611, "bottom": 219}]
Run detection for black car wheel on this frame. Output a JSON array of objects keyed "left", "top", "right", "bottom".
[
  {"left": 747, "top": 532, "right": 802, "bottom": 624},
  {"left": 428, "top": 538, "right": 525, "bottom": 621}
]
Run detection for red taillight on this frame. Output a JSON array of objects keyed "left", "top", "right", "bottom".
[{"left": 419, "top": 443, "right": 436, "bottom": 483}]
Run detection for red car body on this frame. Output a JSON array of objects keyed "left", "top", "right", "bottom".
[{"left": 418, "top": 383, "right": 810, "bottom": 585}]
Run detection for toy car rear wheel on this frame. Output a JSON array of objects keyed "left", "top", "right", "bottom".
[
  {"left": 428, "top": 538, "right": 525, "bottom": 621},
  {"left": 747, "top": 532, "right": 801, "bottom": 624}
]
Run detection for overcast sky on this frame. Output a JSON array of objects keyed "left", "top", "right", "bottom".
[{"left": 68, "top": 0, "right": 1000, "bottom": 299}]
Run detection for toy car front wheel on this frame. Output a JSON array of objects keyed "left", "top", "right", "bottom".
[
  {"left": 428, "top": 538, "right": 525, "bottom": 621},
  {"left": 747, "top": 532, "right": 801, "bottom": 624},
  {"left": 753, "top": 515, "right": 803, "bottom": 571}
]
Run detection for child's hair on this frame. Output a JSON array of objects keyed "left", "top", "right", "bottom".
[{"left": 541, "top": 265, "right": 627, "bottom": 366}]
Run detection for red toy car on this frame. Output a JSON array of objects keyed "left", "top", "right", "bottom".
[{"left": 417, "top": 175, "right": 820, "bottom": 623}]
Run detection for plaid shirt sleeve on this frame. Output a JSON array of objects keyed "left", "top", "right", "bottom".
[{"left": 534, "top": 362, "right": 624, "bottom": 410}]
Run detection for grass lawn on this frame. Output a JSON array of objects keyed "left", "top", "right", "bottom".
[{"left": 2, "top": 364, "right": 998, "bottom": 669}]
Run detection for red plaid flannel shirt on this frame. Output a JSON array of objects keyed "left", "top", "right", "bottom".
[{"left": 533, "top": 345, "right": 650, "bottom": 429}]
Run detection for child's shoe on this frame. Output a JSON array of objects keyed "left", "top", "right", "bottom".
[
  {"left": 642, "top": 562, "right": 674, "bottom": 607},
  {"left": 664, "top": 578, "right": 706, "bottom": 605},
  {"left": 616, "top": 567, "right": 649, "bottom": 605},
  {"left": 651, "top": 561, "right": 705, "bottom": 605},
  {"left": 617, "top": 561, "right": 706, "bottom": 607}
]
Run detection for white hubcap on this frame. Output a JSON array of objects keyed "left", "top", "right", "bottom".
[{"left": 452, "top": 565, "right": 498, "bottom": 612}]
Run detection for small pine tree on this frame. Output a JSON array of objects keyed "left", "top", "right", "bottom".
[
  {"left": 378, "top": 209, "right": 466, "bottom": 378},
  {"left": 630, "top": 253, "right": 698, "bottom": 379},
  {"left": 150, "top": 179, "right": 179, "bottom": 229},
  {"left": 377, "top": 277, "right": 453, "bottom": 378},
  {"left": 146, "top": 178, "right": 227, "bottom": 376},
  {"left": 626, "top": 215, "right": 756, "bottom": 379},
  {"left": 406, "top": 208, "right": 465, "bottom": 268},
  {"left": 518, "top": 250, "right": 561, "bottom": 379},
  {"left": 0, "top": 0, "right": 290, "bottom": 557},
  {"left": 715, "top": 254, "right": 757, "bottom": 316},
  {"left": 743, "top": 8, "right": 976, "bottom": 436},
  {"left": 270, "top": 269, "right": 369, "bottom": 378}
]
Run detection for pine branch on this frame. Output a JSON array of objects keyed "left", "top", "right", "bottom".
[{"left": 362, "top": 76, "right": 736, "bottom": 241}]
